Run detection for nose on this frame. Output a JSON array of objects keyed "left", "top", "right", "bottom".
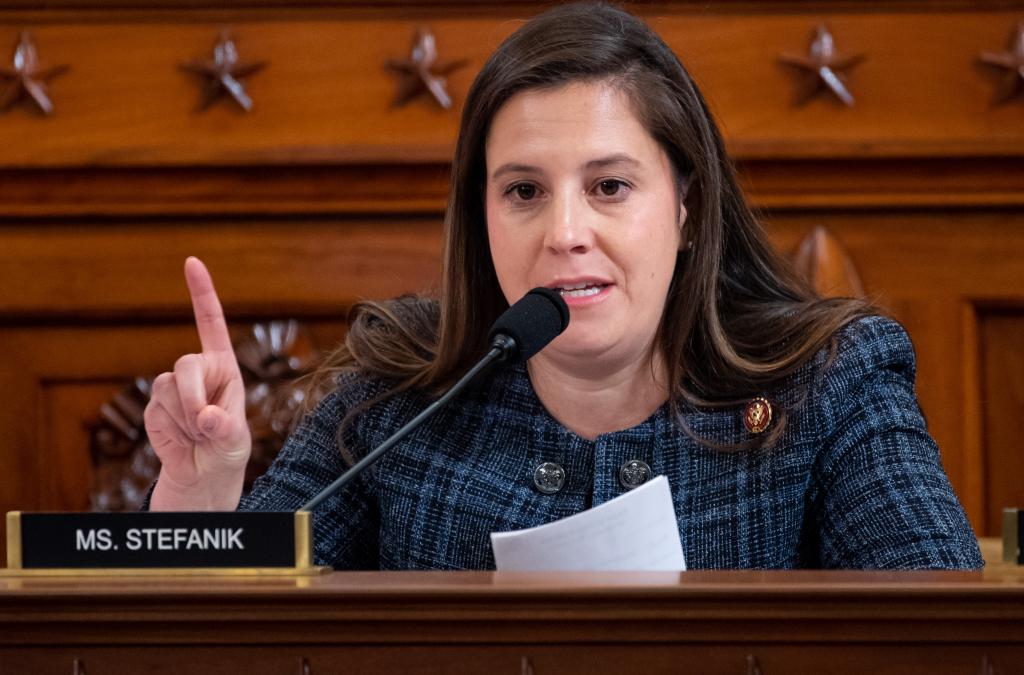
[{"left": 543, "top": 191, "right": 594, "bottom": 255}]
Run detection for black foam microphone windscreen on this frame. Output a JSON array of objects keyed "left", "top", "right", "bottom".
[{"left": 488, "top": 287, "right": 570, "bottom": 362}]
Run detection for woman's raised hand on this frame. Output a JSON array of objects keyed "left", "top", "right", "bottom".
[{"left": 145, "top": 257, "right": 251, "bottom": 511}]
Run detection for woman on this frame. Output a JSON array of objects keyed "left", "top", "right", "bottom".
[{"left": 145, "top": 2, "right": 982, "bottom": 569}]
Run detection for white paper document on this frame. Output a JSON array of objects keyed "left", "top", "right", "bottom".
[{"left": 490, "top": 475, "right": 686, "bottom": 571}]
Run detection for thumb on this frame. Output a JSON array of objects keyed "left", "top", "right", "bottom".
[{"left": 197, "top": 405, "right": 239, "bottom": 443}]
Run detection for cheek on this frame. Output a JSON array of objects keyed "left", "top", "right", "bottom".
[
  {"left": 485, "top": 195, "right": 517, "bottom": 250},
  {"left": 485, "top": 202, "right": 499, "bottom": 260},
  {"left": 624, "top": 209, "right": 682, "bottom": 268},
  {"left": 623, "top": 209, "right": 681, "bottom": 301},
  {"left": 486, "top": 206, "right": 511, "bottom": 262},
  {"left": 485, "top": 204, "right": 522, "bottom": 298},
  {"left": 487, "top": 200, "right": 539, "bottom": 264}
]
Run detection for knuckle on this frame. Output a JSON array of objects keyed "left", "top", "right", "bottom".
[
  {"left": 151, "top": 372, "right": 174, "bottom": 392},
  {"left": 173, "top": 354, "right": 198, "bottom": 372},
  {"left": 144, "top": 402, "right": 173, "bottom": 431},
  {"left": 180, "top": 392, "right": 204, "bottom": 411}
]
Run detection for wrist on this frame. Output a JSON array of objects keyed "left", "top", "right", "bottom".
[{"left": 150, "top": 469, "right": 244, "bottom": 511}]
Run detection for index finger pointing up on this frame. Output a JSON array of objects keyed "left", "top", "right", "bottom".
[{"left": 184, "top": 257, "right": 234, "bottom": 354}]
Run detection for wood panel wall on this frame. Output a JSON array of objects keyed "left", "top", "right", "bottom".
[{"left": 1, "top": 0, "right": 1023, "bottom": 565}]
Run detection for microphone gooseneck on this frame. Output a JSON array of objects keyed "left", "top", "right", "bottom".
[{"left": 300, "top": 288, "right": 569, "bottom": 513}]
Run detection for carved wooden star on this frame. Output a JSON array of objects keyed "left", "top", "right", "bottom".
[
  {"left": 779, "top": 25, "right": 865, "bottom": 107},
  {"left": 386, "top": 28, "right": 467, "bottom": 110},
  {"left": 180, "top": 31, "right": 266, "bottom": 112},
  {"left": 979, "top": 23, "right": 1024, "bottom": 105},
  {"left": 0, "top": 31, "right": 69, "bottom": 115}
]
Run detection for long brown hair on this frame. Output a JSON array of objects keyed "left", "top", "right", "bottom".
[{"left": 308, "top": 2, "right": 871, "bottom": 452}]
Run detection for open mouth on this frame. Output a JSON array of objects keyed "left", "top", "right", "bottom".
[{"left": 555, "top": 282, "right": 608, "bottom": 299}]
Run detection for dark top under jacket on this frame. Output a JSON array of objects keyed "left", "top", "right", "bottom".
[{"left": 239, "top": 315, "right": 983, "bottom": 570}]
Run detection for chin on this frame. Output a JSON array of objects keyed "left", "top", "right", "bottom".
[{"left": 545, "top": 332, "right": 620, "bottom": 362}]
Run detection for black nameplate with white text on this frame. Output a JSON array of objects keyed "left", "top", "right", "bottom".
[{"left": 12, "top": 512, "right": 300, "bottom": 569}]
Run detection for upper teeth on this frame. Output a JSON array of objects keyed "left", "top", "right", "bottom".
[{"left": 557, "top": 283, "right": 604, "bottom": 298}]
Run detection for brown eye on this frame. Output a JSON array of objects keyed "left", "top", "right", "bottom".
[
  {"left": 514, "top": 183, "right": 537, "bottom": 200},
  {"left": 598, "top": 180, "right": 624, "bottom": 196}
]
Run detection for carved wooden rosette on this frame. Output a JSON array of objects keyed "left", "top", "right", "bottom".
[
  {"left": 0, "top": 31, "right": 69, "bottom": 115},
  {"left": 779, "top": 24, "right": 864, "bottom": 107},
  {"left": 88, "top": 321, "right": 319, "bottom": 511},
  {"left": 87, "top": 378, "right": 160, "bottom": 512},
  {"left": 235, "top": 321, "right": 320, "bottom": 488}
]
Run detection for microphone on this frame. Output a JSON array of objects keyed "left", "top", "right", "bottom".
[
  {"left": 488, "top": 287, "right": 570, "bottom": 362},
  {"left": 300, "top": 288, "right": 569, "bottom": 512}
]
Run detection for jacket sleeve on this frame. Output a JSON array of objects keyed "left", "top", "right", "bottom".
[
  {"left": 810, "top": 316, "right": 983, "bottom": 569},
  {"left": 238, "top": 373, "right": 386, "bottom": 569}
]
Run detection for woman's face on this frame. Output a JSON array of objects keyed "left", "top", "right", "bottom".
[{"left": 485, "top": 81, "right": 685, "bottom": 371}]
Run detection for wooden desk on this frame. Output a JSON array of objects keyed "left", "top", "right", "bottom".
[{"left": 2, "top": 570, "right": 1024, "bottom": 674}]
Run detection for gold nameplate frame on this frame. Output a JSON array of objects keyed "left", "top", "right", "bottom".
[{"left": 4, "top": 510, "right": 327, "bottom": 576}]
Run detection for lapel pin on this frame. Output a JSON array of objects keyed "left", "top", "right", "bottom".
[{"left": 744, "top": 396, "right": 773, "bottom": 434}]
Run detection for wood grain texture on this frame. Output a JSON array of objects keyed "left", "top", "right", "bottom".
[
  {"left": 980, "top": 312, "right": 1024, "bottom": 537},
  {"left": 0, "top": 217, "right": 443, "bottom": 317},
  {"left": 1, "top": 644, "right": 1022, "bottom": 675},
  {"left": 2, "top": 1, "right": 1022, "bottom": 8},
  {"left": 792, "top": 226, "right": 865, "bottom": 298},
  {"left": 0, "top": 10, "right": 1022, "bottom": 167},
  {"left": 1, "top": 158, "right": 1022, "bottom": 219},
  {"left": 2, "top": 571, "right": 1024, "bottom": 674}
]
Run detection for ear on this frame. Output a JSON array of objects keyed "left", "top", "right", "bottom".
[
  {"left": 677, "top": 171, "right": 693, "bottom": 250},
  {"left": 677, "top": 202, "right": 690, "bottom": 251}
]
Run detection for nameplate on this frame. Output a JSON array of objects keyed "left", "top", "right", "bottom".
[
  {"left": 1003, "top": 509, "right": 1022, "bottom": 565},
  {"left": 5, "top": 511, "right": 318, "bottom": 574}
]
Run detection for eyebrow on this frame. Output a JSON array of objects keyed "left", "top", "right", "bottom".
[
  {"left": 584, "top": 153, "right": 642, "bottom": 171},
  {"left": 489, "top": 153, "right": 642, "bottom": 183}
]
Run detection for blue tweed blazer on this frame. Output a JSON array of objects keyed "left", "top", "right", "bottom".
[{"left": 240, "top": 315, "right": 983, "bottom": 570}]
